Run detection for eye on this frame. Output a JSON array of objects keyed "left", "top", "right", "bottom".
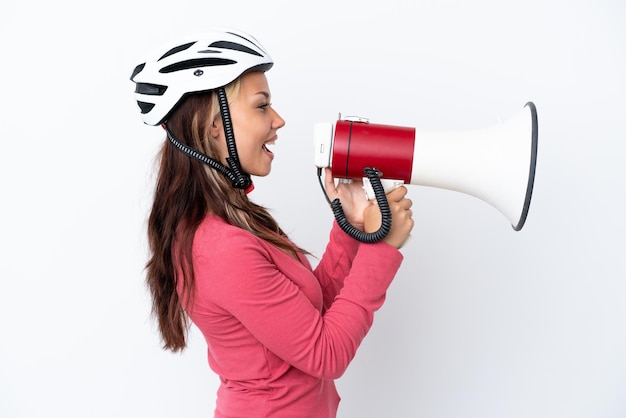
[{"left": 258, "top": 102, "right": 271, "bottom": 111}]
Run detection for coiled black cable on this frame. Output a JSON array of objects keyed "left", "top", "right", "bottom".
[
  {"left": 164, "top": 127, "right": 238, "bottom": 183},
  {"left": 216, "top": 87, "right": 252, "bottom": 190},
  {"left": 328, "top": 167, "right": 392, "bottom": 243}
]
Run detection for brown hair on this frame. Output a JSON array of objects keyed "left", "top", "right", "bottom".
[{"left": 145, "top": 81, "right": 303, "bottom": 352}]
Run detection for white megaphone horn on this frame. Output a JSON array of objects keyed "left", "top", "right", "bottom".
[{"left": 313, "top": 102, "right": 538, "bottom": 241}]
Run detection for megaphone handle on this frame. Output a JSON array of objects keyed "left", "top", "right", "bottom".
[{"left": 330, "top": 168, "right": 392, "bottom": 243}]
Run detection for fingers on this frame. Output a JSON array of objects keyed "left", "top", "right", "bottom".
[
  {"left": 386, "top": 186, "right": 412, "bottom": 214},
  {"left": 389, "top": 198, "right": 413, "bottom": 218},
  {"left": 386, "top": 186, "right": 414, "bottom": 247},
  {"left": 386, "top": 185, "right": 408, "bottom": 202}
]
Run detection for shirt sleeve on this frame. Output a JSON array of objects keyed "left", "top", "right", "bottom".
[
  {"left": 313, "top": 221, "right": 361, "bottom": 311},
  {"left": 193, "top": 228, "right": 403, "bottom": 380}
]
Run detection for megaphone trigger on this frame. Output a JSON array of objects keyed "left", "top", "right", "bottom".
[{"left": 363, "top": 178, "right": 406, "bottom": 201}]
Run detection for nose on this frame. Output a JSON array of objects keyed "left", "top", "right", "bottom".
[{"left": 272, "top": 107, "right": 286, "bottom": 129}]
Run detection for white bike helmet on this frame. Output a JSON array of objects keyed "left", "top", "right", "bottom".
[{"left": 130, "top": 27, "right": 273, "bottom": 126}]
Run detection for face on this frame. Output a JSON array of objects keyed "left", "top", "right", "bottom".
[{"left": 211, "top": 71, "right": 285, "bottom": 177}]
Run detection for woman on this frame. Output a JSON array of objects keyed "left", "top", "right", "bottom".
[{"left": 130, "top": 28, "right": 414, "bottom": 417}]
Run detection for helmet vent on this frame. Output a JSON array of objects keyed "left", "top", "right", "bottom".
[
  {"left": 137, "top": 101, "right": 155, "bottom": 114},
  {"left": 208, "top": 41, "right": 262, "bottom": 57},
  {"left": 158, "top": 42, "right": 196, "bottom": 61},
  {"left": 159, "top": 58, "right": 236, "bottom": 73},
  {"left": 130, "top": 63, "right": 145, "bottom": 81},
  {"left": 135, "top": 83, "right": 168, "bottom": 95},
  {"left": 226, "top": 31, "right": 262, "bottom": 50}
]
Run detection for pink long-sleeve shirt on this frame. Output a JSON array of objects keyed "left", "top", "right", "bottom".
[{"left": 184, "top": 214, "right": 403, "bottom": 417}]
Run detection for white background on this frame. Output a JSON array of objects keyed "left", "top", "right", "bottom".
[{"left": 1, "top": 0, "right": 625, "bottom": 417}]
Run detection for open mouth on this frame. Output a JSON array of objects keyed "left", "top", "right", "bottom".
[{"left": 262, "top": 141, "right": 275, "bottom": 155}]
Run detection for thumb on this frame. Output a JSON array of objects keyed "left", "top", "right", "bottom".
[{"left": 324, "top": 168, "right": 337, "bottom": 196}]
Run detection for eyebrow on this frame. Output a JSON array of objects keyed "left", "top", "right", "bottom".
[{"left": 250, "top": 91, "right": 271, "bottom": 103}]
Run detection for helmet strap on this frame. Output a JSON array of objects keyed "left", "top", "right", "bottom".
[
  {"left": 216, "top": 87, "right": 253, "bottom": 191},
  {"left": 162, "top": 125, "right": 235, "bottom": 181}
]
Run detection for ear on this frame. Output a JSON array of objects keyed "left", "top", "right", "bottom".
[{"left": 209, "top": 115, "right": 222, "bottom": 140}]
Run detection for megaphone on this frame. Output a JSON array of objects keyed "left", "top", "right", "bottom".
[{"left": 313, "top": 102, "right": 538, "bottom": 242}]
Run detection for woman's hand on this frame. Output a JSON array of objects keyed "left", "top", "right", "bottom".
[
  {"left": 324, "top": 168, "right": 414, "bottom": 248},
  {"left": 323, "top": 168, "right": 371, "bottom": 230},
  {"left": 363, "top": 185, "right": 414, "bottom": 249}
]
